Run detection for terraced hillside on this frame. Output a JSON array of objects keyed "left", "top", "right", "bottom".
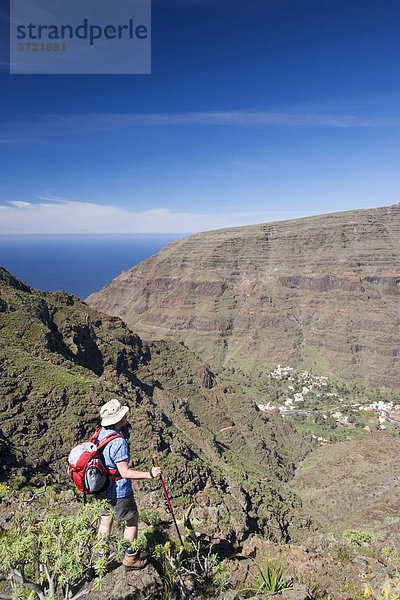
[{"left": 87, "top": 204, "right": 400, "bottom": 389}]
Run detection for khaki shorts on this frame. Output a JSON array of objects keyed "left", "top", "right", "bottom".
[{"left": 99, "top": 494, "right": 138, "bottom": 522}]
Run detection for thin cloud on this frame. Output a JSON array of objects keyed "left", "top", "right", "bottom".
[
  {"left": 2, "top": 108, "right": 399, "bottom": 142},
  {"left": 8, "top": 201, "right": 31, "bottom": 208},
  {"left": 0, "top": 197, "right": 319, "bottom": 234},
  {"left": 37, "top": 109, "right": 400, "bottom": 129},
  {"left": 37, "top": 191, "right": 71, "bottom": 203}
]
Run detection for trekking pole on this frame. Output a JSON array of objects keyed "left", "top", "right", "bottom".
[{"left": 153, "top": 455, "right": 184, "bottom": 547}]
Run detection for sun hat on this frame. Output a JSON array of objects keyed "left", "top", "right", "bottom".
[{"left": 100, "top": 399, "right": 129, "bottom": 427}]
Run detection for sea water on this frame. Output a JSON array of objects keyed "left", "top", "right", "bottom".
[{"left": 0, "top": 234, "right": 183, "bottom": 300}]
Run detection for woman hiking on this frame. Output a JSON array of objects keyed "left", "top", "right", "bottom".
[{"left": 96, "top": 398, "right": 162, "bottom": 570}]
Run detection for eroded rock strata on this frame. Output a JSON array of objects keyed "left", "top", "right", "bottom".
[{"left": 87, "top": 204, "right": 400, "bottom": 389}]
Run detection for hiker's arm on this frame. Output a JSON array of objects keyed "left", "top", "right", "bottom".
[{"left": 116, "top": 460, "right": 162, "bottom": 480}]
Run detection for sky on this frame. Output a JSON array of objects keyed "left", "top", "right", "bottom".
[{"left": 0, "top": 0, "right": 399, "bottom": 234}]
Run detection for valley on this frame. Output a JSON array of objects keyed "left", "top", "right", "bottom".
[{"left": 2, "top": 205, "right": 400, "bottom": 599}]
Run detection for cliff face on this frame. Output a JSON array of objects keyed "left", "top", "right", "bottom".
[{"left": 86, "top": 204, "right": 400, "bottom": 389}]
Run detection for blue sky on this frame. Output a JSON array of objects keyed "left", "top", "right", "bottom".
[{"left": 0, "top": 0, "right": 399, "bottom": 234}]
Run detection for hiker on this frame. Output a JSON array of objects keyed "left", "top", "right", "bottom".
[{"left": 96, "top": 398, "right": 162, "bottom": 570}]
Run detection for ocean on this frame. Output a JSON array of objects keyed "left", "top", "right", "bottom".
[{"left": 0, "top": 234, "right": 184, "bottom": 300}]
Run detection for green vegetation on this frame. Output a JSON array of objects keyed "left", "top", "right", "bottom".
[
  {"left": 138, "top": 504, "right": 230, "bottom": 600},
  {"left": 148, "top": 537, "right": 229, "bottom": 600},
  {"left": 0, "top": 496, "right": 229, "bottom": 600},
  {"left": 0, "top": 483, "right": 11, "bottom": 499},
  {"left": 0, "top": 502, "right": 110, "bottom": 600},
  {"left": 244, "top": 553, "right": 293, "bottom": 596},
  {"left": 343, "top": 528, "right": 377, "bottom": 546},
  {"left": 382, "top": 546, "right": 400, "bottom": 568}
]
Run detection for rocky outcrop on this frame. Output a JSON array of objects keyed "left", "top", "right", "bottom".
[{"left": 86, "top": 204, "right": 400, "bottom": 389}]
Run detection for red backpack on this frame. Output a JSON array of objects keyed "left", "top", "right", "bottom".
[{"left": 68, "top": 427, "right": 123, "bottom": 503}]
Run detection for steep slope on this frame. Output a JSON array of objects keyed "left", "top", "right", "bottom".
[
  {"left": 292, "top": 432, "right": 400, "bottom": 541},
  {"left": 87, "top": 204, "right": 400, "bottom": 389},
  {"left": 0, "top": 266, "right": 310, "bottom": 543}
]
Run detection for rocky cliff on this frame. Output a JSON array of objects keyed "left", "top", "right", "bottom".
[{"left": 86, "top": 204, "right": 400, "bottom": 389}]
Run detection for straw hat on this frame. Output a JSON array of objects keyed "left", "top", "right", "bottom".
[{"left": 100, "top": 398, "right": 129, "bottom": 427}]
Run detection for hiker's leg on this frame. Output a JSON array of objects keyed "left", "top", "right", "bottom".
[
  {"left": 123, "top": 511, "right": 138, "bottom": 544},
  {"left": 99, "top": 514, "right": 113, "bottom": 536},
  {"left": 122, "top": 512, "right": 147, "bottom": 570},
  {"left": 98, "top": 515, "right": 113, "bottom": 554}
]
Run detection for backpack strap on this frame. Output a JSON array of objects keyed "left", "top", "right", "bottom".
[
  {"left": 81, "top": 476, "right": 88, "bottom": 505},
  {"left": 89, "top": 427, "right": 103, "bottom": 445},
  {"left": 94, "top": 429, "right": 124, "bottom": 481},
  {"left": 96, "top": 431, "right": 123, "bottom": 450}
]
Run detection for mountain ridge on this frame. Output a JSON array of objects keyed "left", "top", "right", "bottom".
[{"left": 86, "top": 203, "right": 400, "bottom": 389}]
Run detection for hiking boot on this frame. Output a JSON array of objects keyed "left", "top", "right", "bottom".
[{"left": 122, "top": 551, "right": 148, "bottom": 570}]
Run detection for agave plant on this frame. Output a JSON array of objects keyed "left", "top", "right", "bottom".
[{"left": 245, "top": 552, "right": 293, "bottom": 596}]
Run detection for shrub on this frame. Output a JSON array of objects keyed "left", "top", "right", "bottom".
[
  {"left": 343, "top": 528, "right": 376, "bottom": 546},
  {"left": 0, "top": 483, "right": 11, "bottom": 499},
  {"left": 136, "top": 506, "right": 230, "bottom": 600},
  {"left": 0, "top": 502, "right": 109, "bottom": 600},
  {"left": 245, "top": 552, "right": 293, "bottom": 596},
  {"left": 139, "top": 507, "right": 163, "bottom": 526}
]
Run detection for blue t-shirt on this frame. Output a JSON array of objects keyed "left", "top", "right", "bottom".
[{"left": 97, "top": 427, "right": 133, "bottom": 499}]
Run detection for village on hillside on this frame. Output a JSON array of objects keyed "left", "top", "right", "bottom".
[{"left": 256, "top": 365, "right": 400, "bottom": 442}]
